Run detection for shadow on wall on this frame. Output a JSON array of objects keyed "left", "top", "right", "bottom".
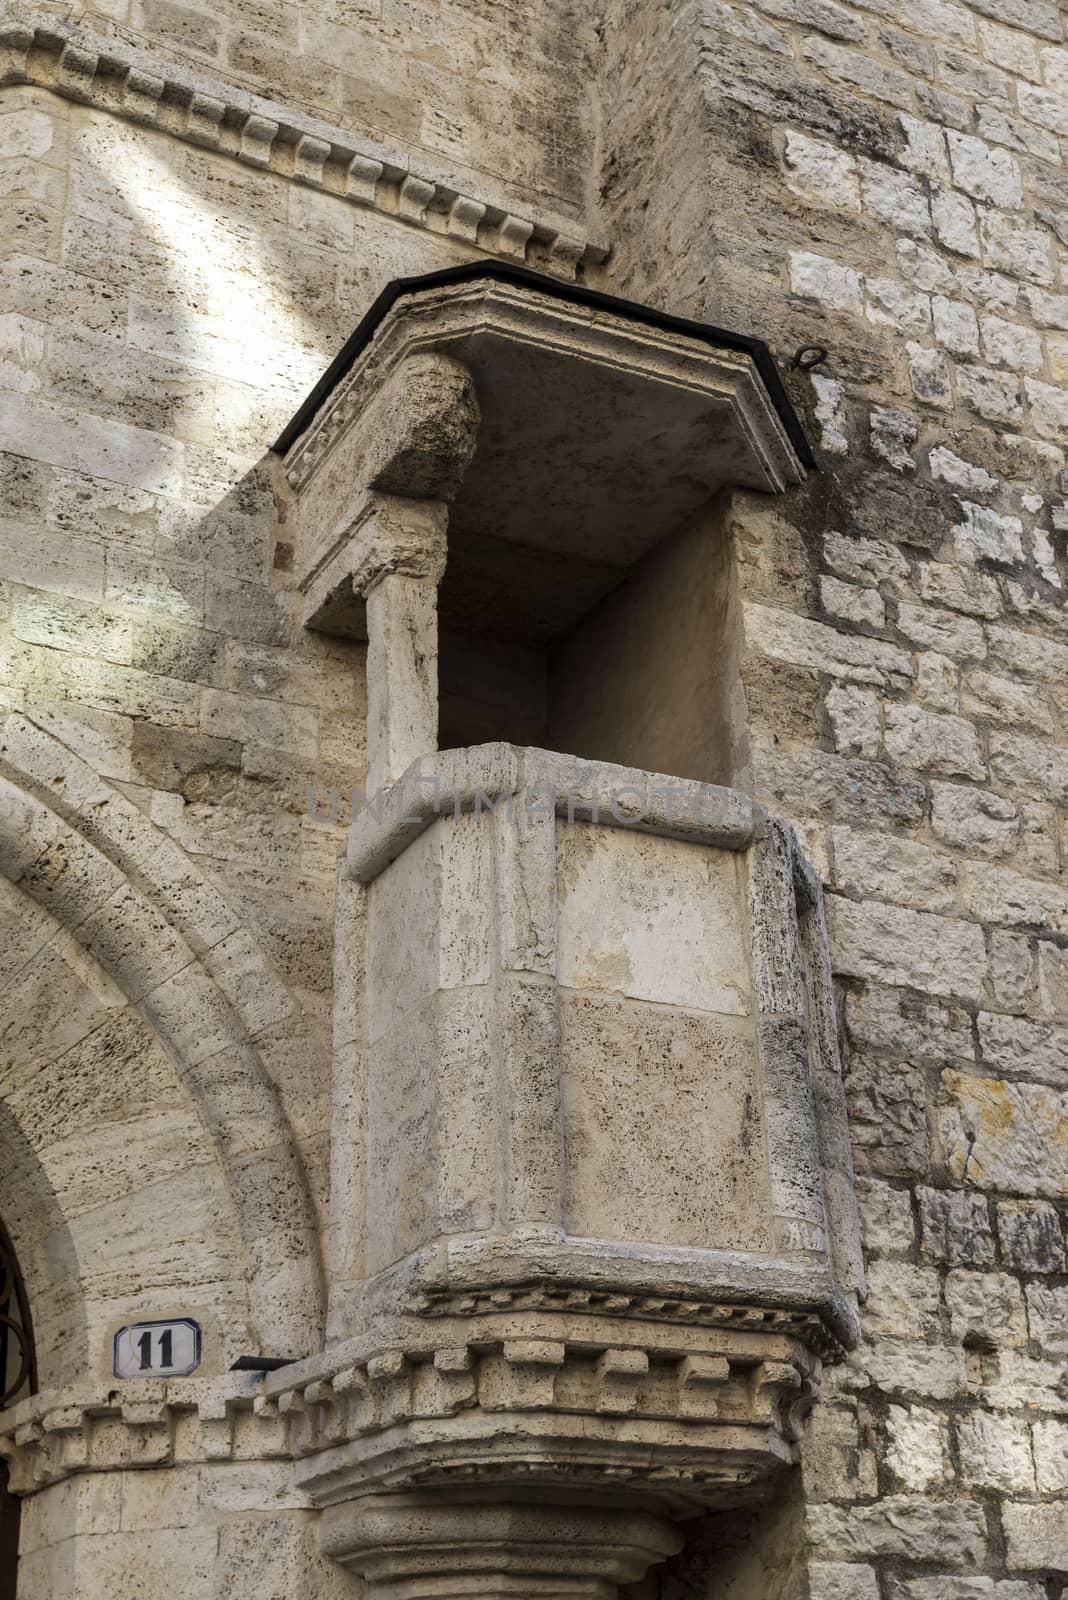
[
  {"left": 72, "top": 0, "right": 599, "bottom": 218},
  {"left": 620, "top": 1473, "right": 810, "bottom": 1600},
  {"left": 0, "top": 102, "right": 482, "bottom": 1384},
  {"left": 0, "top": 78, "right": 512, "bottom": 1382}
]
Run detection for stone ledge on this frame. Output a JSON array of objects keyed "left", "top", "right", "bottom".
[
  {"left": 273, "top": 1236, "right": 857, "bottom": 1404},
  {"left": 270, "top": 1334, "right": 819, "bottom": 1515},
  {"left": 283, "top": 271, "right": 809, "bottom": 500},
  {"left": 0, "top": 1, "right": 609, "bottom": 280},
  {"left": 0, "top": 1375, "right": 291, "bottom": 1494},
  {"left": 413, "top": 1231, "right": 857, "bottom": 1351},
  {"left": 346, "top": 744, "right": 765, "bottom": 882}
]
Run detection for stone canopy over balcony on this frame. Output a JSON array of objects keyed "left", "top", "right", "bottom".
[
  {"left": 274, "top": 264, "right": 859, "bottom": 1600},
  {"left": 279, "top": 261, "right": 810, "bottom": 656}
]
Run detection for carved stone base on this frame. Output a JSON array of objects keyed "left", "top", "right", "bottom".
[
  {"left": 320, "top": 1496, "right": 684, "bottom": 1600},
  {"left": 277, "top": 1310, "right": 819, "bottom": 1599}
]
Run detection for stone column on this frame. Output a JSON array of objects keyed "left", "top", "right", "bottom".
[
  {"left": 354, "top": 497, "right": 448, "bottom": 793},
  {"left": 282, "top": 346, "right": 480, "bottom": 1376}
]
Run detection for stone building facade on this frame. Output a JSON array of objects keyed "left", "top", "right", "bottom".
[{"left": 1, "top": 0, "right": 1068, "bottom": 1592}]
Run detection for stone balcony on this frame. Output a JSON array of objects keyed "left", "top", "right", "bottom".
[
  {"left": 266, "top": 743, "right": 861, "bottom": 1599},
  {"left": 274, "top": 264, "right": 859, "bottom": 1599}
]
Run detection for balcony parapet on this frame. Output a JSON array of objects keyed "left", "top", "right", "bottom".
[{"left": 298, "top": 742, "right": 862, "bottom": 1600}]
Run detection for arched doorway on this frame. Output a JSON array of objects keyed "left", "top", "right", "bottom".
[{"left": 0, "top": 1218, "right": 34, "bottom": 1600}]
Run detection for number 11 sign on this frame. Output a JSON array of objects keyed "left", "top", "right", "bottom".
[{"left": 113, "top": 1318, "right": 201, "bottom": 1378}]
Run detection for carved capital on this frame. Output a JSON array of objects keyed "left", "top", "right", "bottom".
[
  {"left": 349, "top": 496, "right": 449, "bottom": 597},
  {"left": 299, "top": 492, "right": 449, "bottom": 635}
]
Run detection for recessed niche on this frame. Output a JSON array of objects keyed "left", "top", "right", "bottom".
[{"left": 437, "top": 496, "right": 742, "bottom": 789}]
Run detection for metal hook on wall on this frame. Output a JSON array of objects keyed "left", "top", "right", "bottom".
[{"left": 792, "top": 344, "right": 829, "bottom": 371}]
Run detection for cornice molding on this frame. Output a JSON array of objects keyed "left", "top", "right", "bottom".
[
  {"left": 0, "top": 3, "right": 609, "bottom": 279},
  {"left": 0, "top": 1375, "right": 290, "bottom": 1494},
  {"left": 277, "top": 1330, "right": 822, "bottom": 1514}
]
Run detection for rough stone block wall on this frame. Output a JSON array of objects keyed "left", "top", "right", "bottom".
[
  {"left": 14, "top": 1459, "right": 354, "bottom": 1599},
  {"left": 2, "top": 0, "right": 1068, "bottom": 1591},
  {"left": 0, "top": 78, "right": 487, "bottom": 1381},
  {"left": 597, "top": 0, "right": 1068, "bottom": 1589},
  {"left": 60, "top": 0, "right": 597, "bottom": 216}
]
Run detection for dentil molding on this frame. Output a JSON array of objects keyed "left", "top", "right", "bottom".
[{"left": 0, "top": 2, "right": 609, "bottom": 279}]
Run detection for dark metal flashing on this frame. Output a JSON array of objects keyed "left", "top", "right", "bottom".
[{"left": 272, "top": 259, "right": 816, "bottom": 468}]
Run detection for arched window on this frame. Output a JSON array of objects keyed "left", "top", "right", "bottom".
[{"left": 0, "top": 1220, "right": 34, "bottom": 1600}]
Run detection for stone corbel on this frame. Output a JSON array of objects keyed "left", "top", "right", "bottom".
[
  {"left": 290, "top": 348, "right": 478, "bottom": 789},
  {"left": 320, "top": 1500, "right": 684, "bottom": 1600},
  {"left": 292, "top": 349, "right": 479, "bottom": 639}
]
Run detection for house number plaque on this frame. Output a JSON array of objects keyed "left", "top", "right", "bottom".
[{"left": 113, "top": 1317, "right": 201, "bottom": 1378}]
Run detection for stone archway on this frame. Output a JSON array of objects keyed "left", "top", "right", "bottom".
[{"left": 0, "top": 710, "right": 325, "bottom": 1374}]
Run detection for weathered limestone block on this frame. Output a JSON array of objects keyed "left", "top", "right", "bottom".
[
  {"left": 945, "top": 1270, "right": 1028, "bottom": 1348},
  {"left": 978, "top": 1013, "right": 1068, "bottom": 1084},
  {"left": 825, "top": 684, "right": 881, "bottom": 757},
  {"left": 844, "top": 1056, "right": 929, "bottom": 1179},
  {"left": 940, "top": 1072, "right": 1068, "bottom": 1195},
  {"left": 889, "top": 1581, "right": 1044, "bottom": 1598},
  {"left": 930, "top": 784, "right": 1019, "bottom": 856},
  {"left": 983, "top": 933, "right": 1037, "bottom": 1013},
  {"left": 1037, "top": 942, "right": 1068, "bottom": 1016},
  {"left": 845, "top": 985, "right": 973, "bottom": 1061},
  {"left": 956, "top": 1410, "right": 1035, "bottom": 1493},
  {"left": 829, "top": 898, "right": 986, "bottom": 1001},
  {"left": 861, "top": 1261, "right": 940, "bottom": 1339},
  {"left": 883, "top": 704, "right": 987, "bottom": 781},
  {"left": 803, "top": 1397, "right": 877, "bottom": 1502},
  {"left": 996, "top": 1201, "right": 1066, "bottom": 1273},
  {"left": 884, "top": 1404, "right": 948, "bottom": 1492},
  {"left": 810, "top": 1562, "right": 880, "bottom": 1598},
  {"left": 807, "top": 1496, "right": 987, "bottom": 1566},
  {"left": 1033, "top": 1420, "right": 1068, "bottom": 1491},
  {"left": 960, "top": 864, "right": 1068, "bottom": 932},
  {"left": 1003, "top": 1504, "right": 1068, "bottom": 1573},
  {"left": 744, "top": 602, "right": 913, "bottom": 689},
  {"left": 917, "top": 1188, "right": 994, "bottom": 1268},
  {"left": 1025, "top": 1283, "right": 1068, "bottom": 1356},
  {"left": 831, "top": 827, "right": 957, "bottom": 913},
  {"left": 856, "top": 1180, "right": 914, "bottom": 1259}
]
